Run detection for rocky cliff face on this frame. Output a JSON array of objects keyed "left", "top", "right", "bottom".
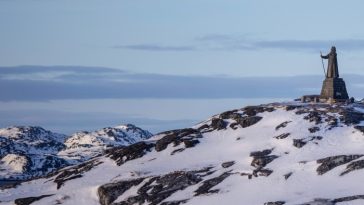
[
  {"left": 3, "top": 102, "right": 364, "bottom": 205},
  {"left": 0, "top": 124, "right": 152, "bottom": 181}
]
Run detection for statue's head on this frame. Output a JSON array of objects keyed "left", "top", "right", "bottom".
[{"left": 331, "top": 46, "right": 336, "bottom": 52}]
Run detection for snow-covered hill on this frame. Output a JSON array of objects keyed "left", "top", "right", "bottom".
[
  {"left": 0, "top": 126, "right": 68, "bottom": 180},
  {"left": 0, "top": 124, "right": 152, "bottom": 181},
  {"left": 61, "top": 124, "right": 153, "bottom": 162},
  {"left": 2, "top": 102, "right": 364, "bottom": 205}
]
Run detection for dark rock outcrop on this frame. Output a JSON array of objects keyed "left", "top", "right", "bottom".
[
  {"left": 293, "top": 139, "right": 307, "bottom": 148},
  {"left": 53, "top": 159, "right": 103, "bottom": 189},
  {"left": 341, "top": 159, "right": 364, "bottom": 176},
  {"left": 308, "top": 127, "right": 320, "bottom": 133},
  {"left": 316, "top": 155, "right": 363, "bottom": 175},
  {"left": 221, "top": 161, "right": 235, "bottom": 168},
  {"left": 298, "top": 195, "right": 364, "bottom": 204},
  {"left": 106, "top": 142, "right": 154, "bottom": 166},
  {"left": 243, "top": 106, "right": 275, "bottom": 116},
  {"left": 354, "top": 126, "right": 364, "bottom": 134},
  {"left": 160, "top": 200, "right": 188, "bottom": 205},
  {"left": 276, "top": 121, "right": 291, "bottom": 131},
  {"left": 194, "top": 172, "right": 232, "bottom": 196},
  {"left": 293, "top": 136, "right": 323, "bottom": 148},
  {"left": 14, "top": 194, "right": 53, "bottom": 205},
  {"left": 215, "top": 106, "right": 272, "bottom": 130},
  {"left": 253, "top": 168, "right": 273, "bottom": 177},
  {"left": 340, "top": 110, "right": 364, "bottom": 125},
  {"left": 264, "top": 201, "right": 285, "bottom": 205},
  {"left": 250, "top": 150, "right": 278, "bottom": 169},
  {"left": 304, "top": 111, "right": 322, "bottom": 124},
  {"left": 155, "top": 129, "right": 202, "bottom": 152},
  {"left": 183, "top": 139, "right": 200, "bottom": 148},
  {"left": 249, "top": 149, "right": 278, "bottom": 178},
  {"left": 100, "top": 170, "right": 207, "bottom": 205},
  {"left": 250, "top": 149, "right": 273, "bottom": 157},
  {"left": 285, "top": 105, "right": 302, "bottom": 111},
  {"left": 297, "top": 198, "right": 333, "bottom": 205},
  {"left": 284, "top": 172, "right": 292, "bottom": 180},
  {"left": 98, "top": 178, "right": 144, "bottom": 205},
  {"left": 332, "top": 195, "right": 364, "bottom": 203},
  {"left": 274, "top": 133, "right": 290, "bottom": 139},
  {"left": 210, "top": 118, "right": 228, "bottom": 130},
  {"left": 234, "top": 116, "right": 263, "bottom": 129}
]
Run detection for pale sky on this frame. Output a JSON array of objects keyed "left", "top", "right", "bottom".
[
  {"left": 2, "top": 0, "right": 364, "bottom": 76},
  {"left": 2, "top": 0, "right": 364, "bottom": 133}
]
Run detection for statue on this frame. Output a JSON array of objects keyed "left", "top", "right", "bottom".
[
  {"left": 319, "top": 46, "right": 349, "bottom": 101},
  {"left": 320, "top": 46, "right": 339, "bottom": 78}
]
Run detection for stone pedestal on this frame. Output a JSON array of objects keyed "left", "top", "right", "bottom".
[{"left": 320, "top": 78, "right": 349, "bottom": 100}]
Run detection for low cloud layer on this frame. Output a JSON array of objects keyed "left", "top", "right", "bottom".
[
  {"left": 1, "top": 65, "right": 363, "bottom": 101},
  {"left": 112, "top": 44, "right": 196, "bottom": 51},
  {"left": 114, "top": 35, "right": 364, "bottom": 52}
]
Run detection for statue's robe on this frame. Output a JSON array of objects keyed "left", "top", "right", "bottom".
[{"left": 321, "top": 51, "right": 339, "bottom": 78}]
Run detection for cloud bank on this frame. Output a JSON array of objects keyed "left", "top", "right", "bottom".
[
  {"left": 1, "top": 65, "right": 363, "bottom": 101},
  {"left": 114, "top": 35, "right": 364, "bottom": 52}
]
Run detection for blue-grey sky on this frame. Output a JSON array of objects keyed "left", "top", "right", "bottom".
[
  {"left": 2, "top": 0, "right": 364, "bottom": 76},
  {"left": 2, "top": 0, "right": 364, "bottom": 134}
]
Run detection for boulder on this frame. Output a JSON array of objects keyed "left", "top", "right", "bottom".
[
  {"left": 221, "top": 161, "right": 235, "bottom": 168},
  {"left": 293, "top": 139, "right": 307, "bottom": 148}
]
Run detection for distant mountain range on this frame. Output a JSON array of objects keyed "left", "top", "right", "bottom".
[{"left": 0, "top": 124, "right": 152, "bottom": 181}]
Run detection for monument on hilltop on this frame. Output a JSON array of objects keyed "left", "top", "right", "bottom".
[{"left": 319, "top": 46, "right": 349, "bottom": 101}]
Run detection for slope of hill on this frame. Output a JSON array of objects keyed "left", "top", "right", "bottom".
[{"left": 2, "top": 102, "right": 364, "bottom": 205}]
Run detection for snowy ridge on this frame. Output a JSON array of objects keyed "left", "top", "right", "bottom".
[
  {"left": 0, "top": 124, "right": 152, "bottom": 181},
  {"left": 61, "top": 124, "right": 153, "bottom": 161},
  {"left": 2, "top": 102, "right": 364, "bottom": 205},
  {"left": 0, "top": 126, "right": 68, "bottom": 180}
]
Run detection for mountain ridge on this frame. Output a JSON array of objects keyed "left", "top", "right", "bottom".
[{"left": 0, "top": 124, "right": 153, "bottom": 181}]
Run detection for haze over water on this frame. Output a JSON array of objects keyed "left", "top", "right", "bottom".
[{"left": 0, "top": 98, "right": 287, "bottom": 134}]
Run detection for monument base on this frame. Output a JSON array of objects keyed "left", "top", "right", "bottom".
[{"left": 320, "top": 78, "right": 349, "bottom": 101}]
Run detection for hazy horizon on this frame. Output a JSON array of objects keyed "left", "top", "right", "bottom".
[{"left": 1, "top": 64, "right": 363, "bottom": 134}]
